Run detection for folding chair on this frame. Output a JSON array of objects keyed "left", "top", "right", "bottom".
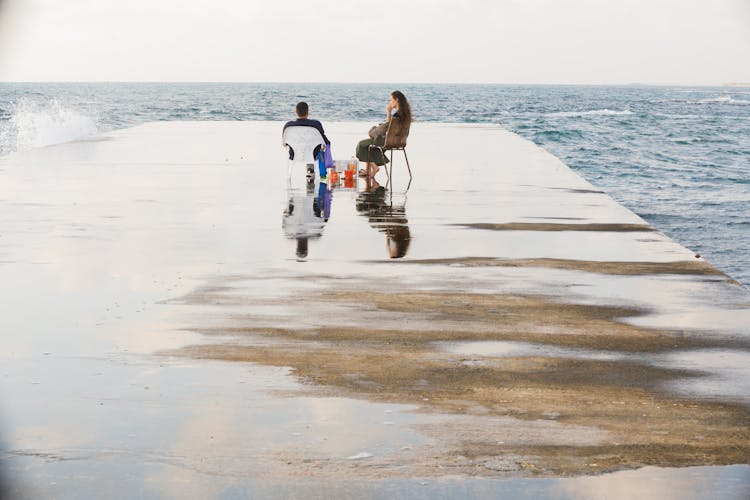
[{"left": 368, "top": 116, "right": 412, "bottom": 187}]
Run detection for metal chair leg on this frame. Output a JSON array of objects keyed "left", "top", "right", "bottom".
[
  {"left": 402, "top": 148, "right": 412, "bottom": 179},
  {"left": 367, "top": 144, "right": 411, "bottom": 188},
  {"left": 389, "top": 150, "right": 394, "bottom": 180},
  {"left": 383, "top": 149, "right": 400, "bottom": 189}
]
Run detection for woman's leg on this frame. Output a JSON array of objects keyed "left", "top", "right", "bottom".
[
  {"left": 356, "top": 138, "right": 374, "bottom": 162},
  {"left": 356, "top": 138, "right": 373, "bottom": 176},
  {"left": 356, "top": 137, "right": 385, "bottom": 177}
]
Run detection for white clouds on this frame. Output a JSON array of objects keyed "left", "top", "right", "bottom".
[{"left": 0, "top": 0, "right": 748, "bottom": 83}]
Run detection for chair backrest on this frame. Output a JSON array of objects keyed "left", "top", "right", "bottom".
[
  {"left": 384, "top": 115, "right": 410, "bottom": 149},
  {"left": 282, "top": 126, "right": 326, "bottom": 162}
]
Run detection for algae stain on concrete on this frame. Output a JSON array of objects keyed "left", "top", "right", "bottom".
[
  {"left": 389, "top": 256, "right": 734, "bottom": 280},
  {"left": 454, "top": 222, "right": 656, "bottom": 232},
  {"left": 166, "top": 286, "right": 750, "bottom": 477}
]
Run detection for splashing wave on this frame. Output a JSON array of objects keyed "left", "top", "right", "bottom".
[{"left": 0, "top": 99, "right": 100, "bottom": 156}]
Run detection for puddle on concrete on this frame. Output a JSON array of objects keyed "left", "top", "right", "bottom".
[
  {"left": 441, "top": 340, "right": 626, "bottom": 362},
  {"left": 282, "top": 180, "right": 332, "bottom": 262},
  {"left": 0, "top": 354, "right": 437, "bottom": 496},
  {"left": 658, "top": 349, "right": 750, "bottom": 405},
  {"left": 4, "top": 460, "right": 748, "bottom": 499},
  {"left": 441, "top": 340, "right": 750, "bottom": 405},
  {"left": 1, "top": 122, "right": 748, "bottom": 495}
]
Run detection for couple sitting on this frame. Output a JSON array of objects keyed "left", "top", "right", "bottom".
[{"left": 283, "top": 91, "right": 412, "bottom": 179}]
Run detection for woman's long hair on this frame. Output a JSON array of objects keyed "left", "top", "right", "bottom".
[{"left": 391, "top": 90, "right": 412, "bottom": 125}]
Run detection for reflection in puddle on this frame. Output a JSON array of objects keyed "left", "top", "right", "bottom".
[
  {"left": 282, "top": 178, "right": 333, "bottom": 261},
  {"left": 442, "top": 340, "right": 625, "bottom": 362},
  {"left": 0, "top": 355, "right": 434, "bottom": 498},
  {"left": 441, "top": 340, "right": 750, "bottom": 405},
  {"left": 356, "top": 182, "right": 411, "bottom": 259},
  {"left": 253, "top": 465, "right": 750, "bottom": 500},
  {"left": 556, "top": 464, "right": 750, "bottom": 500},
  {"left": 660, "top": 349, "right": 750, "bottom": 405}
]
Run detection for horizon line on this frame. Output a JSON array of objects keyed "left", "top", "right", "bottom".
[{"left": 0, "top": 80, "right": 746, "bottom": 88}]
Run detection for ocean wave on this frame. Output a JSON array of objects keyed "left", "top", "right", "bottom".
[
  {"left": 545, "top": 109, "right": 634, "bottom": 118},
  {"left": 534, "top": 129, "right": 585, "bottom": 141},
  {"left": 669, "top": 96, "right": 750, "bottom": 105},
  {"left": 0, "top": 98, "right": 100, "bottom": 156},
  {"left": 698, "top": 96, "right": 750, "bottom": 105}
]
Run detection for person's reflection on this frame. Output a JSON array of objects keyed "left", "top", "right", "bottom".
[
  {"left": 356, "top": 179, "right": 411, "bottom": 259},
  {"left": 282, "top": 179, "right": 333, "bottom": 261}
]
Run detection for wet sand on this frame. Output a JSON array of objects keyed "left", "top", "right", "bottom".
[{"left": 1, "top": 122, "right": 748, "bottom": 497}]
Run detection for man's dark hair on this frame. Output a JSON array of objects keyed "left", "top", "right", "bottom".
[{"left": 296, "top": 102, "right": 309, "bottom": 117}]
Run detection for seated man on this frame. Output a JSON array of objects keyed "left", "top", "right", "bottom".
[{"left": 282, "top": 101, "right": 330, "bottom": 161}]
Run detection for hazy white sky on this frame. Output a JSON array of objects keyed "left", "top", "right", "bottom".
[{"left": 0, "top": 0, "right": 748, "bottom": 84}]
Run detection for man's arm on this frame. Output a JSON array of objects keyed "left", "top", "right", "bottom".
[{"left": 313, "top": 120, "right": 331, "bottom": 145}]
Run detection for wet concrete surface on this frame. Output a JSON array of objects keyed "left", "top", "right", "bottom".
[{"left": 0, "top": 122, "right": 748, "bottom": 498}]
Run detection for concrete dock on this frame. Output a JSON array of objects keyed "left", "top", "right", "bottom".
[{"left": 1, "top": 122, "right": 748, "bottom": 498}]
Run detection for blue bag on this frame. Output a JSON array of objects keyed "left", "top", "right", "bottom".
[{"left": 317, "top": 149, "right": 327, "bottom": 177}]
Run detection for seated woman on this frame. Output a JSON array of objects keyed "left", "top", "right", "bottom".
[{"left": 355, "top": 90, "right": 412, "bottom": 178}]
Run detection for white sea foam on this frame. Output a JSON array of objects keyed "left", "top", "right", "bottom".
[
  {"left": 671, "top": 96, "right": 750, "bottom": 106},
  {"left": 716, "top": 97, "right": 750, "bottom": 106},
  {"left": 546, "top": 109, "right": 634, "bottom": 118},
  {"left": 0, "top": 99, "right": 100, "bottom": 156}
]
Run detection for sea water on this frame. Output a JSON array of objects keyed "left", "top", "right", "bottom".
[{"left": 1, "top": 83, "right": 748, "bottom": 286}]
